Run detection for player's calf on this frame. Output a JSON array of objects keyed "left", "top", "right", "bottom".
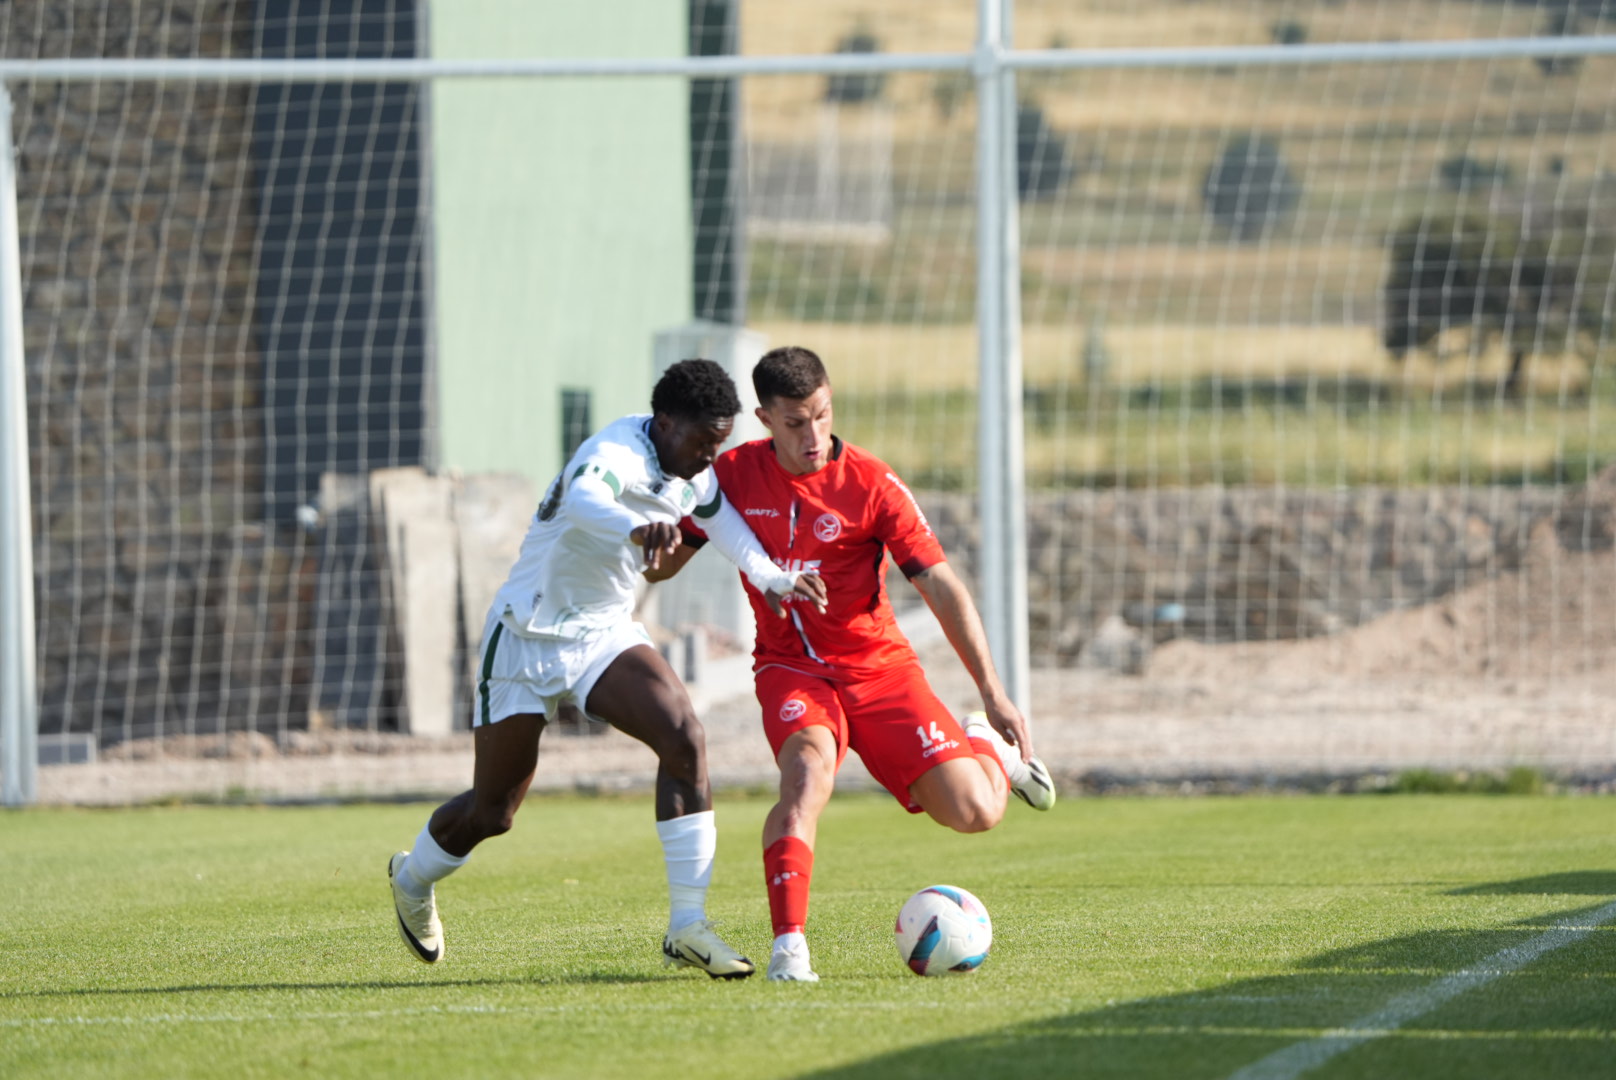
[{"left": 910, "top": 756, "right": 1006, "bottom": 833}]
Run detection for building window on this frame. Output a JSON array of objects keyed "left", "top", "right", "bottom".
[
  {"left": 561, "top": 388, "right": 592, "bottom": 462},
  {"left": 558, "top": 386, "right": 604, "bottom": 738}
]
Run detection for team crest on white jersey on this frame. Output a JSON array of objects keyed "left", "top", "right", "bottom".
[
  {"left": 649, "top": 480, "right": 696, "bottom": 510},
  {"left": 814, "top": 513, "right": 842, "bottom": 541},
  {"left": 779, "top": 699, "right": 808, "bottom": 722}
]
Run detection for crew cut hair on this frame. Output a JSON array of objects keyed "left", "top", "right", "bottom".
[
  {"left": 753, "top": 346, "right": 829, "bottom": 405},
  {"left": 651, "top": 358, "right": 742, "bottom": 422}
]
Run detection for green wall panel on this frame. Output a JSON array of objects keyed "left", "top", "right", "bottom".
[{"left": 430, "top": 1, "right": 691, "bottom": 487}]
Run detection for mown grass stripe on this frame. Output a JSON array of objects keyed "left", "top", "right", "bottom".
[
  {"left": 1225, "top": 899, "right": 1616, "bottom": 1080},
  {"left": 1, "top": 999, "right": 951, "bottom": 1027}
]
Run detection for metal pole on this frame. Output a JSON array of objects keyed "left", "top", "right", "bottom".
[
  {"left": 0, "top": 84, "right": 37, "bottom": 807},
  {"left": 997, "top": 0, "right": 1030, "bottom": 711},
  {"left": 0, "top": 35, "right": 1608, "bottom": 83},
  {"left": 974, "top": 0, "right": 1030, "bottom": 712}
]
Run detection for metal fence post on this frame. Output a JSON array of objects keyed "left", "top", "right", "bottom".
[
  {"left": 975, "top": 0, "right": 1031, "bottom": 712},
  {"left": 0, "top": 83, "right": 38, "bottom": 807}
]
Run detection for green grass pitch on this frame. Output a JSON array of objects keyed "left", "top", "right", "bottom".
[{"left": 4, "top": 793, "right": 1614, "bottom": 1079}]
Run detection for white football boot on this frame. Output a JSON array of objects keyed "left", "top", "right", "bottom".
[
  {"left": 388, "top": 852, "right": 444, "bottom": 963},
  {"left": 765, "top": 936, "right": 820, "bottom": 982},
  {"left": 964, "top": 712, "right": 1057, "bottom": 811},
  {"left": 662, "top": 919, "right": 756, "bottom": 980}
]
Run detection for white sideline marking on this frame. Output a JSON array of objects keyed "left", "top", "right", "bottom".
[{"left": 1226, "top": 899, "right": 1616, "bottom": 1080}]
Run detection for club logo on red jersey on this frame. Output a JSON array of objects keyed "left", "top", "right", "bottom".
[
  {"left": 779, "top": 699, "right": 808, "bottom": 723},
  {"left": 813, "top": 513, "right": 842, "bottom": 542}
]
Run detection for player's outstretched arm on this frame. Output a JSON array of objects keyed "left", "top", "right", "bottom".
[
  {"left": 640, "top": 540, "right": 700, "bottom": 582},
  {"left": 629, "top": 521, "right": 683, "bottom": 573},
  {"left": 692, "top": 488, "right": 828, "bottom": 617},
  {"left": 910, "top": 562, "right": 1034, "bottom": 761},
  {"left": 563, "top": 462, "right": 688, "bottom": 574},
  {"left": 564, "top": 467, "right": 651, "bottom": 544},
  {"left": 641, "top": 537, "right": 825, "bottom": 618}
]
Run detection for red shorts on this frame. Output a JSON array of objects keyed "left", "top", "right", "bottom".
[{"left": 755, "top": 662, "right": 978, "bottom": 813}]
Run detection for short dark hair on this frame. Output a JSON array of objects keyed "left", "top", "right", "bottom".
[
  {"left": 753, "top": 346, "right": 829, "bottom": 405},
  {"left": 651, "top": 358, "right": 741, "bottom": 422}
]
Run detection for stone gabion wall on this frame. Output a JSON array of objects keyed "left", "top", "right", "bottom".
[
  {"left": 10, "top": 2, "right": 313, "bottom": 744},
  {"left": 920, "top": 483, "right": 1607, "bottom": 663}
]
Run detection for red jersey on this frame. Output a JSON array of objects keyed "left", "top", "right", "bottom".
[{"left": 684, "top": 436, "right": 946, "bottom": 680}]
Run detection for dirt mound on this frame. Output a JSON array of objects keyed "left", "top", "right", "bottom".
[{"left": 1150, "top": 514, "right": 1616, "bottom": 683}]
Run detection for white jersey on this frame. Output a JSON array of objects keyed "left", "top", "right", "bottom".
[{"left": 492, "top": 414, "right": 793, "bottom": 641}]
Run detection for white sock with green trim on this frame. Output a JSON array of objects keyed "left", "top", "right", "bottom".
[
  {"left": 398, "top": 824, "right": 466, "bottom": 899},
  {"left": 657, "top": 810, "right": 716, "bottom": 934}
]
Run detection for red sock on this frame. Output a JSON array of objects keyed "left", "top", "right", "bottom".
[
  {"left": 969, "top": 735, "right": 1008, "bottom": 784},
  {"left": 764, "top": 836, "right": 814, "bottom": 938}
]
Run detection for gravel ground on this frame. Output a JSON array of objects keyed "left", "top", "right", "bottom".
[{"left": 37, "top": 532, "right": 1616, "bottom": 805}]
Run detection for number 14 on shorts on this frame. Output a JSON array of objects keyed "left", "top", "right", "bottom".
[{"left": 916, "top": 720, "right": 958, "bottom": 757}]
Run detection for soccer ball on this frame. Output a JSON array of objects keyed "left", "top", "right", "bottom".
[{"left": 894, "top": 884, "right": 992, "bottom": 976}]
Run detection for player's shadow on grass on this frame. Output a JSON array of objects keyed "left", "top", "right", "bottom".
[
  {"left": 1447, "top": 871, "right": 1616, "bottom": 896},
  {"left": 2, "top": 972, "right": 660, "bottom": 1000},
  {"left": 800, "top": 893, "right": 1616, "bottom": 1080}
]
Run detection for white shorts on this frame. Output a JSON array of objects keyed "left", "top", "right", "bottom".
[{"left": 470, "top": 610, "right": 653, "bottom": 728}]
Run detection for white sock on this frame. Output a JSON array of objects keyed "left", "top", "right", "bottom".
[
  {"left": 963, "top": 714, "right": 1030, "bottom": 786},
  {"left": 656, "top": 810, "right": 716, "bottom": 933},
  {"left": 398, "top": 824, "right": 467, "bottom": 899},
  {"left": 772, "top": 931, "right": 808, "bottom": 957}
]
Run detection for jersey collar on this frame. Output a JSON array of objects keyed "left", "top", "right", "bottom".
[{"left": 638, "top": 416, "right": 673, "bottom": 482}]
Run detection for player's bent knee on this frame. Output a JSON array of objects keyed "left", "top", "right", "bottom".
[
  {"left": 472, "top": 803, "right": 518, "bottom": 839},
  {"left": 931, "top": 782, "right": 1005, "bottom": 833},
  {"left": 776, "top": 794, "right": 827, "bottom": 836},
  {"left": 779, "top": 760, "right": 833, "bottom": 811},
  {"left": 944, "top": 810, "right": 998, "bottom": 835},
  {"left": 655, "top": 710, "right": 706, "bottom": 774},
  {"left": 960, "top": 798, "right": 1005, "bottom": 833}
]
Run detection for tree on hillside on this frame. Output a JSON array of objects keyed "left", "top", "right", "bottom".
[
  {"left": 1017, "top": 100, "right": 1073, "bottom": 200},
  {"left": 1201, "top": 134, "right": 1301, "bottom": 242},
  {"left": 1269, "top": 19, "right": 1308, "bottom": 46},
  {"left": 1382, "top": 208, "right": 1616, "bottom": 396},
  {"left": 825, "top": 27, "right": 886, "bottom": 105},
  {"left": 1498, "top": 0, "right": 1613, "bottom": 18},
  {"left": 1536, "top": 6, "right": 1588, "bottom": 77},
  {"left": 1437, "top": 151, "right": 1513, "bottom": 194}
]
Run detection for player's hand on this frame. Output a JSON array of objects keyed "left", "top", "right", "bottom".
[
  {"left": 763, "top": 572, "right": 828, "bottom": 618},
  {"left": 630, "top": 522, "right": 681, "bottom": 572},
  {"left": 983, "top": 696, "right": 1034, "bottom": 763},
  {"left": 792, "top": 572, "right": 828, "bottom": 613}
]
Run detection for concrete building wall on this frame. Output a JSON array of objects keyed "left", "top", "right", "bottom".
[{"left": 429, "top": 1, "right": 692, "bottom": 488}]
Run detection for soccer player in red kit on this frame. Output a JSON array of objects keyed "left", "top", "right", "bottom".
[{"left": 648, "top": 345, "right": 1055, "bottom": 982}]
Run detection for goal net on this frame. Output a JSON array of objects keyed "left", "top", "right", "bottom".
[{"left": 7, "top": 0, "right": 1616, "bottom": 804}]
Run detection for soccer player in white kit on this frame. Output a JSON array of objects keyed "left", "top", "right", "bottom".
[{"left": 388, "top": 360, "right": 827, "bottom": 978}]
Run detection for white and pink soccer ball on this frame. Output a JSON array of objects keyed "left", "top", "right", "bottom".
[{"left": 894, "top": 884, "right": 993, "bottom": 976}]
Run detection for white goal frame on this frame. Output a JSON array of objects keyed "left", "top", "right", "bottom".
[{"left": 4, "top": 0, "right": 1616, "bottom": 804}]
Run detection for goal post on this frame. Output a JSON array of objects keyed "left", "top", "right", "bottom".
[
  {"left": 975, "top": 0, "right": 1031, "bottom": 720},
  {"left": 0, "top": 84, "right": 36, "bottom": 808},
  {"left": 5, "top": 2, "right": 1616, "bottom": 805}
]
